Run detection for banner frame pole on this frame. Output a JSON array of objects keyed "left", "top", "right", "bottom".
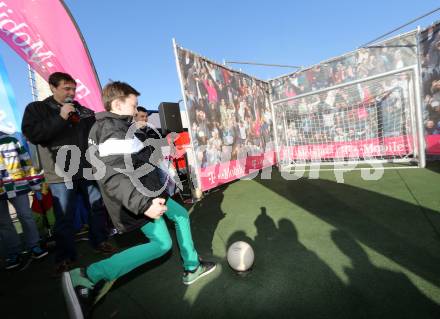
[
  {"left": 406, "top": 68, "right": 420, "bottom": 162},
  {"left": 26, "top": 65, "right": 42, "bottom": 170},
  {"left": 414, "top": 26, "right": 426, "bottom": 167},
  {"left": 268, "top": 86, "right": 281, "bottom": 169},
  {"left": 172, "top": 38, "right": 203, "bottom": 200}
]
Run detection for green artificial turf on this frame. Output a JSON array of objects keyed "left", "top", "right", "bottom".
[{"left": 1, "top": 162, "right": 440, "bottom": 318}]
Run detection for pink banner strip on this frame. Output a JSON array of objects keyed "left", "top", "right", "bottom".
[
  {"left": 279, "top": 136, "right": 414, "bottom": 161},
  {"left": 426, "top": 135, "right": 440, "bottom": 155},
  {"left": 199, "top": 151, "right": 276, "bottom": 191}
]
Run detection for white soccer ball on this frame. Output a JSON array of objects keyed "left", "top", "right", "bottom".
[{"left": 227, "top": 241, "right": 254, "bottom": 272}]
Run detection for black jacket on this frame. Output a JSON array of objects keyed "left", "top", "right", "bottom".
[
  {"left": 88, "top": 112, "right": 168, "bottom": 233},
  {"left": 21, "top": 96, "right": 95, "bottom": 183}
]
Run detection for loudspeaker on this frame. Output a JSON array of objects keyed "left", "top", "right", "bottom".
[{"left": 158, "top": 102, "right": 183, "bottom": 135}]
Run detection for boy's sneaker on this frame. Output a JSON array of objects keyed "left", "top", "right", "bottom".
[
  {"left": 5, "top": 254, "right": 20, "bottom": 270},
  {"left": 31, "top": 246, "right": 48, "bottom": 259},
  {"left": 94, "top": 280, "right": 116, "bottom": 305},
  {"left": 61, "top": 268, "right": 96, "bottom": 319},
  {"left": 61, "top": 268, "right": 112, "bottom": 318},
  {"left": 182, "top": 260, "right": 217, "bottom": 285}
]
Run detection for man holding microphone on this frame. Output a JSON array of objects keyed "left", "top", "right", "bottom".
[{"left": 22, "top": 72, "right": 115, "bottom": 275}]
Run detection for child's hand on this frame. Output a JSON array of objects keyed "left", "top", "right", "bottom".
[{"left": 144, "top": 198, "right": 167, "bottom": 219}]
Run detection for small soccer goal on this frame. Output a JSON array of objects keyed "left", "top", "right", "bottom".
[{"left": 272, "top": 67, "right": 425, "bottom": 171}]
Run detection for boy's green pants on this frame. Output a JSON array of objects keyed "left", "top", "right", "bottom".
[{"left": 86, "top": 198, "right": 199, "bottom": 283}]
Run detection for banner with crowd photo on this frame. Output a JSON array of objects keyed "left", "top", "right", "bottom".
[
  {"left": 175, "top": 44, "right": 276, "bottom": 192},
  {"left": 420, "top": 21, "right": 440, "bottom": 155},
  {"left": 0, "top": 0, "right": 103, "bottom": 111},
  {"left": 269, "top": 32, "right": 418, "bottom": 103}
]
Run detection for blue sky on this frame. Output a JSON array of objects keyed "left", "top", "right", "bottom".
[{"left": 1, "top": 0, "right": 440, "bottom": 113}]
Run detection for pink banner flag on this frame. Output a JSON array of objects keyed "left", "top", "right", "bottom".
[{"left": 0, "top": 0, "right": 103, "bottom": 111}]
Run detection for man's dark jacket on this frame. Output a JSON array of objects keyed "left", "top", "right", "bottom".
[{"left": 21, "top": 96, "right": 95, "bottom": 183}]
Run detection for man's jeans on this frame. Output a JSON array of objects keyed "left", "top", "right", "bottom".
[
  {"left": 49, "top": 179, "right": 108, "bottom": 263},
  {"left": 0, "top": 194, "right": 41, "bottom": 258}
]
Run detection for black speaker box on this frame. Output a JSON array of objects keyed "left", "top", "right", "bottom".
[{"left": 158, "top": 102, "right": 183, "bottom": 135}]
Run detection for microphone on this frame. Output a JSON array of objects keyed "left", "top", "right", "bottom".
[{"left": 64, "top": 97, "right": 80, "bottom": 123}]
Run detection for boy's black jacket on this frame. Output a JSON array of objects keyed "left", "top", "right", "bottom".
[{"left": 89, "top": 111, "right": 168, "bottom": 233}]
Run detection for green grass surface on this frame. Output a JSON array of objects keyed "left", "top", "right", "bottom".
[{"left": 1, "top": 162, "right": 440, "bottom": 318}]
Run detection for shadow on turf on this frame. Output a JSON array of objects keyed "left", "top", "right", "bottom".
[
  {"left": 426, "top": 160, "right": 440, "bottom": 174},
  {"left": 332, "top": 229, "right": 440, "bottom": 318},
  {"left": 256, "top": 171, "right": 440, "bottom": 289},
  {"left": 190, "top": 207, "right": 359, "bottom": 318},
  {"left": 190, "top": 207, "right": 440, "bottom": 318}
]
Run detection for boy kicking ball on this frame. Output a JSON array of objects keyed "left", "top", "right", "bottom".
[{"left": 61, "top": 81, "right": 216, "bottom": 319}]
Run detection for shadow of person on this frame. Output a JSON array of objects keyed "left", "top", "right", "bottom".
[
  {"left": 254, "top": 206, "right": 277, "bottom": 241},
  {"left": 256, "top": 172, "right": 440, "bottom": 288},
  {"left": 190, "top": 208, "right": 355, "bottom": 319},
  {"left": 331, "top": 230, "right": 440, "bottom": 318},
  {"left": 189, "top": 185, "right": 227, "bottom": 257}
]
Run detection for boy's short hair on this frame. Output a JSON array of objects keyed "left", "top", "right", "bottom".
[
  {"left": 48, "top": 72, "right": 76, "bottom": 87},
  {"left": 102, "top": 81, "right": 140, "bottom": 111}
]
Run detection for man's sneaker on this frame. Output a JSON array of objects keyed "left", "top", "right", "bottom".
[
  {"left": 31, "top": 246, "right": 48, "bottom": 259},
  {"left": 5, "top": 254, "right": 20, "bottom": 270},
  {"left": 95, "top": 241, "right": 117, "bottom": 255},
  {"left": 182, "top": 260, "right": 217, "bottom": 285},
  {"left": 5, "top": 253, "right": 32, "bottom": 271},
  {"left": 53, "top": 260, "right": 73, "bottom": 278},
  {"left": 61, "top": 268, "right": 96, "bottom": 319}
]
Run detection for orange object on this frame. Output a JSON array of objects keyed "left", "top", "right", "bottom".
[{"left": 167, "top": 132, "right": 190, "bottom": 170}]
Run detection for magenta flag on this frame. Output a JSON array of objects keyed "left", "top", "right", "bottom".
[{"left": 0, "top": 0, "right": 103, "bottom": 111}]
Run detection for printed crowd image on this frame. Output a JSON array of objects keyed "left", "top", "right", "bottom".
[
  {"left": 177, "top": 48, "right": 275, "bottom": 169},
  {"left": 270, "top": 33, "right": 417, "bottom": 102},
  {"left": 421, "top": 22, "right": 440, "bottom": 136}
]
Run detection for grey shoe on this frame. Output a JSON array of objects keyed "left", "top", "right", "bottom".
[{"left": 182, "top": 260, "right": 217, "bottom": 285}]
